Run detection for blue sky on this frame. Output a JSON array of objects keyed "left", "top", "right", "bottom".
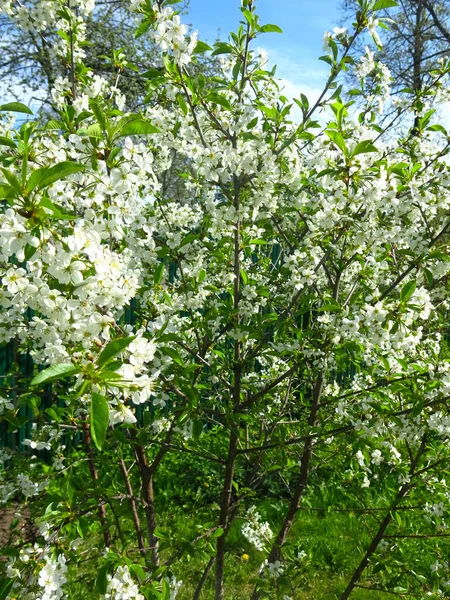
[
  {"left": 1, "top": 0, "right": 345, "bottom": 112},
  {"left": 187, "top": 0, "right": 343, "bottom": 104}
]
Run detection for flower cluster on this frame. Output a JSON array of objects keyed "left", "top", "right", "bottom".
[
  {"left": 242, "top": 506, "right": 273, "bottom": 551},
  {"left": 151, "top": 6, "right": 198, "bottom": 66},
  {"left": 104, "top": 565, "right": 144, "bottom": 600}
]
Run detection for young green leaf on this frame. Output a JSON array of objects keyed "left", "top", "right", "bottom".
[
  {"left": 193, "top": 41, "right": 212, "bottom": 54},
  {"left": 89, "top": 99, "right": 107, "bottom": 130},
  {"left": 134, "top": 18, "right": 152, "bottom": 38},
  {"left": 154, "top": 262, "right": 165, "bottom": 284},
  {"left": 0, "top": 183, "right": 17, "bottom": 202},
  {"left": 206, "top": 92, "right": 232, "bottom": 110},
  {"left": 90, "top": 392, "right": 109, "bottom": 451},
  {"left": 325, "top": 129, "right": 347, "bottom": 155},
  {"left": 211, "top": 42, "right": 234, "bottom": 56},
  {"left": 46, "top": 119, "right": 65, "bottom": 131},
  {"left": 0, "top": 136, "right": 16, "bottom": 149},
  {"left": 352, "top": 140, "right": 378, "bottom": 156},
  {"left": 400, "top": 280, "right": 416, "bottom": 303},
  {"left": 30, "top": 363, "right": 80, "bottom": 386},
  {"left": 39, "top": 196, "right": 77, "bottom": 220},
  {"left": 26, "top": 162, "right": 87, "bottom": 192},
  {"left": 96, "top": 336, "right": 136, "bottom": 367},
  {"left": 0, "top": 168, "right": 22, "bottom": 194},
  {"left": 0, "top": 102, "right": 33, "bottom": 115},
  {"left": 240, "top": 268, "right": 249, "bottom": 284},
  {"left": 0, "top": 577, "right": 15, "bottom": 600},
  {"left": 260, "top": 24, "right": 283, "bottom": 33},
  {"left": 372, "top": 0, "right": 398, "bottom": 10},
  {"left": 241, "top": 8, "right": 255, "bottom": 26},
  {"left": 176, "top": 94, "right": 188, "bottom": 116},
  {"left": 117, "top": 119, "right": 160, "bottom": 137},
  {"left": 427, "top": 124, "right": 447, "bottom": 135},
  {"left": 160, "top": 346, "right": 184, "bottom": 366},
  {"left": 85, "top": 124, "right": 103, "bottom": 139},
  {"left": 213, "top": 527, "right": 224, "bottom": 538},
  {"left": 140, "top": 67, "right": 165, "bottom": 79}
]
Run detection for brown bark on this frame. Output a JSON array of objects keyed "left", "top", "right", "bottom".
[
  {"left": 134, "top": 444, "right": 159, "bottom": 566},
  {"left": 119, "top": 458, "right": 146, "bottom": 557},
  {"left": 214, "top": 430, "right": 238, "bottom": 600}
]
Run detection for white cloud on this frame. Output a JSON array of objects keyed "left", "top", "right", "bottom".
[{"left": 262, "top": 45, "right": 332, "bottom": 123}]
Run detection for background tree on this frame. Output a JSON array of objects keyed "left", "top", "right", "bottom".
[
  {"left": 340, "top": 0, "right": 450, "bottom": 109},
  {"left": 0, "top": 0, "right": 202, "bottom": 114}
]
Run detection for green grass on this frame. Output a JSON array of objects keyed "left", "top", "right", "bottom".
[{"left": 156, "top": 504, "right": 395, "bottom": 599}]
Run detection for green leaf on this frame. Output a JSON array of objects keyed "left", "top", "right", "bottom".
[
  {"left": 161, "top": 578, "right": 171, "bottom": 600},
  {"left": 0, "top": 168, "right": 22, "bottom": 194},
  {"left": 134, "top": 18, "right": 152, "bottom": 38},
  {"left": 160, "top": 346, "right": 184, "bottom": 366},
  {"left": 90, "top": 392, "right": 109, "bottom": 451},
  {"left": 25, "top": 167, "right": 48, "bottom": 192},
  {"left": 211, "top": 42, "right": 234, "bottom": 56},
  {"left": 46, "top": 119, "right": 65, "bottom": 131},
  {"left": 424, "top": 268, "right": 433, "bottom": 286},
  {"left": 180, "top": 541, "right": 196, "bottom": 556},
  {"left": 45, "top": 407, "right": 62, "bottom": 423},
  {"left": 256, "top": 102, "right": 277, "bottom": 119},
  {"left": 372, "top": 0, "right": 398, "bottom": 9},
  {"left": 241, "top": 8, "right": 254, "bottom": 25},
  {"left": 400, "top": 280, "right": 416, "bottom": 303},
  {"left": 0, "top": 102, "right": 33, "bottom": 115},
  {"left": 26, "top": 161, "right": 87, "bottom": 192},
  {"left": 193, "top": 40, "right": 212, "bottom": 54},
  {"left": 176, "top": 94, "right": 188, "bottom": 116},
  {"left": 179, "top": 232, "right": 198, "bottom": 248},
  {"left": 232, "top": 59, "right": 243, "bottom": 81},
  {"left": 154, "top": 263, "right": 165, "bottom": 284},
  {"left": 98, "top": 370, "right": 123, "bottom": 382},
  {"left": 0, "top": 136, "right": 15, "bottom": 149},
  {"left": 117, "top": 119, "right": 160, "bottom": 137},
  {"left": 325, "top": 129, "right": 347, "bottom": 154},
  {"left": 94, "top": 564, "right": 110, "bottom": 594},
  {"left": 206, "top": 92, "right": 232, "bottom": 110},
  {"left": 39, "top": 196, "right": 77, "bottom": 220},
  {"left": 319, "top": 54, "right": 333, "bottom": 66},
  {"left": 352, "top": 140, "right": 378, "bottom": 156},
  {"left": 30, "top": 363, "right": 79, "bottom": 386},
  {"left": 260, "top": 24, "right": 283, "bottom": 33},
  {"left": 427, "top": 124, "right": 447, "bottom": 135},
  {"left": 213, "top": 527, "right": 224, "bottom": 538},
  {"left": 85, "top": 124, "right": 103, "bottom": 139},
  {"left": 129, "top": 564, "right": 146, "bottom": 581},
  {"left": 0, "top": 578, "right": 15, "bottom": 600},
  {"left": 89, "top": 99, "right": 107, "bottom": 130},
  {"left": 192, "top": 419, "right": 203, "bottom": 439},
  {"left": 0, "top": 548, "right": 19, "bottom": 559},
  {"left": 97, "top": 336, "right": 136, "bottom": 367},
  {"left": 140, "top": 67, "right": 165, "bottom": 79},
  {"left": 419, "top": 108, "right": 435, "bottom": 129},
  {"left": 0, "top": 183, "right": 17, "bottom": 202}
]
